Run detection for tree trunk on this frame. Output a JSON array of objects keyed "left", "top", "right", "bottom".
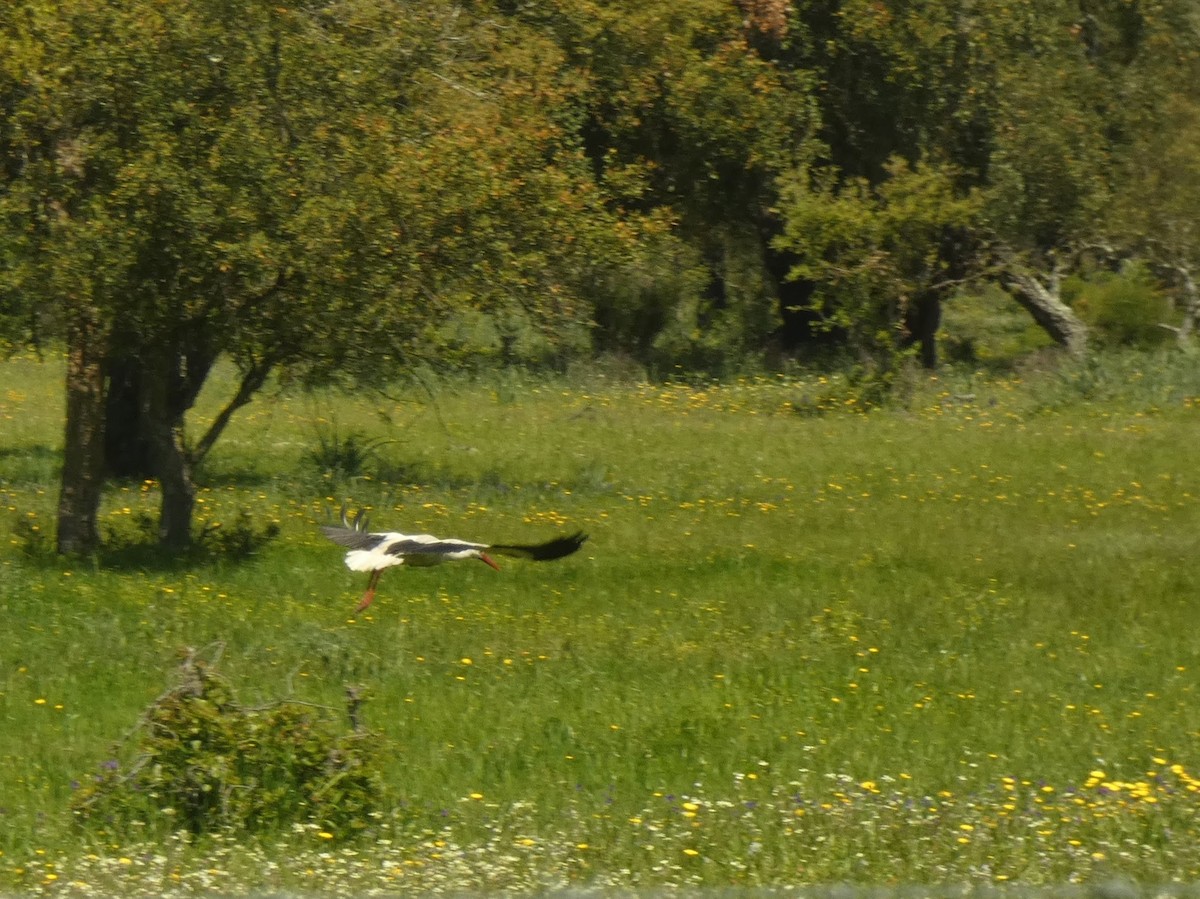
[
  {"left": 142, "top": 354, "right": 198, "bottom": 549},
  {"left": 102, "top": 335, "right": 224, "bottom": 545},
  {"left": 1176, "top": 266, "right": 1198, "bottom": 348},
  {"left": 57, "top": 318, "right": 108, "bottom": 555},
  {"left": 904, "top": 290, "right": 941, "bottom": 369},
  {"left": 997, "top": 266, "right": 1088, "bottom": 357},
  {"left": 155, "top": 425, "right": 197, "bottom": 549}
]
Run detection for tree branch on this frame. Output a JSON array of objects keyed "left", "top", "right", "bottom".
[
  {"left": 189, "top": 359, "right": 274, "bottom": 467},
  {"left": 992, "top": 246, "right": 1089, "bottom": 357}
]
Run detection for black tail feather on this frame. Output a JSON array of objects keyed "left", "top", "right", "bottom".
[{"left": 490, "top": 531, "right": 588, "bottom": 562}]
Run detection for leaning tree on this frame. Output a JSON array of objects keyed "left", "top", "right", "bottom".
[{"left": 767, "top": 0, "right": 1200, "bottom": 365}]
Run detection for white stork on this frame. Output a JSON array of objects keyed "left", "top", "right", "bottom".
[{"left": 321, "top": 507, "right": 588, "bottom": 612}]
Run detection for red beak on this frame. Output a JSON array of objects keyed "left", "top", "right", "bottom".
[{"left": 479, "top": 553, "right": 501, "bottom": 571}]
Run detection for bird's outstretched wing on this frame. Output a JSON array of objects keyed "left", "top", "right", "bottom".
[
  {"left": 381, "top": 536, "right": 481, "bottom": 554},
  {"left": 489, "top": 531, "right": 588, "bottom": 562},
  {"left": 320, "top": 525, "right": 387, "bottom": 551},
  {"left": 320, "top": 505, "right": 381, "bottom": 550}
]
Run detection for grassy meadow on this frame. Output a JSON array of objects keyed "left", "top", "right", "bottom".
[{"left": 2, "top": 350, "right": 1200, "bottom": 893}]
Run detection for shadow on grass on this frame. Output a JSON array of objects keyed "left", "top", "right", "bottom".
[
  {"left": 13, "top": 511, "right": 280, "bottom": 574},
  {"left": 0, "top": 447, "right": 274, "bottom": 490},
  {"left": 0, "top": 444, "right": 59, "bottom": 461},
  {"left": 16, "top": 538, "right": 276, "bottom": 575},
  {"left": 105, "top": 468, "right": 277, "bottom": 490},
  {"left": 192, "top": 468, "right": 276, "bottom": 489},
  {"left": 93, "top": 541, "right": 236, "bottom": 574},
  {"left": 0, "top": 444, "right": 61, "bottom": 483},
  {"left": 104, "top": 512, "right": 281, "bottom": 573}
]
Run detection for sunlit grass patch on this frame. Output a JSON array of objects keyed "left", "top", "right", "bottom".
[
  {"left": 2, "top": 353, "right": 1200, "bottom": 890},
  {"left": 5, "top": 764, "right": 1200, "bottom": 892}
]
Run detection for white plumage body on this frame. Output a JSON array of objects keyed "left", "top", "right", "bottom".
[{"left": 342, "top": 533, "right": 488, "bottom": 572}]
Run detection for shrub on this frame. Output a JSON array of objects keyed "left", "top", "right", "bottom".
[
  {"left": 1024, "top": 346, "right": 1200, "bottom": 410},
  {"left": 304, "top": 418, "right": 390, "bottom": 483},
  {"left": 1072, "top": 265, "right": 1174, "bottom": 348},
  {"left": 12, "top": 510, "right": 52, "bottom": 559},
  {"left": 72, "top": 647, "right": 385, "bottom": 841},
  {"left": 197, "top": 509, "right": 280, "bottom": 560},
  {"left": 100, "top": 508, "right": 279, "bottom": 562}
]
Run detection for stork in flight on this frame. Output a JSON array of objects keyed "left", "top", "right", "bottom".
[{"left": 321, "top": 507, "right": 588, "bottom": 612}]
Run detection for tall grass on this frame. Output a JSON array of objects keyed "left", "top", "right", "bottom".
[{"left": 2, "top": 351, "right": 1200, "bottom": 892}]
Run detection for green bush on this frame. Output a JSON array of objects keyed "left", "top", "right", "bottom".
[
  {"left": 304, "top": 418, "right": 390, "bottom": 483},
  {"left": 72, "top": 649, "right": 385, "bottom": 840},
  {"left": 99, "top": 507, "right": 279, "bottom": 561},
  {"left": 197, "top": 509, "right": 280, "bottom": 560},
  {"left": 1072, "top": 265, "right": 1174, "bottom": 348}
]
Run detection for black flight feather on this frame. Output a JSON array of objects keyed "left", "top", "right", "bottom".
[
  {"left": 320, "top": 505, "right": 379, "bottom": 549},
  {"left": 384, "top": 538, "right": 483, "bottom": 558},
  {"left": 319, "top": 526, "right": 387, "bottom": 551}
]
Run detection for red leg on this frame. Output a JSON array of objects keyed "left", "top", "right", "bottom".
[{"left": 356, "top": 570, "right": 382, "bottom": 612}]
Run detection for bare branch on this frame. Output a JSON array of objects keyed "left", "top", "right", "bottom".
[{"left": 189, "top": 359, "right": 274, "bottom": 467}]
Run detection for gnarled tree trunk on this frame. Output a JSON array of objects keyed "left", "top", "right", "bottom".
[
  {"left": 1173, "top": 265, "right": 1198, "bottom": 348},
  {"left": 144, "top": 349, "right": 272, "bottom": 549},
  {"left": 103, "top": 334, "right": 219, "bottom": 480},
  {"left": 57, "top": 317, "right": 108, "bottom": 555},
  {"left": 152, "top": 420, "right": 197, "bottom": 550},
  {"left": 996, "top": 265, "right": 1088, "bottom": 357},
  {"left": 142, "top": 349, "right": 198, "bottom": 550}
]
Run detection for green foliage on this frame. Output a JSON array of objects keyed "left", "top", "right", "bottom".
[
  {"left": 197, "top": 510, "right": 281, "bottom": 561},
  {"left": 645, "top": 231, "right": 786, "bottom": 376},
  {"left": 303, "top": 419, "right": 391, "bottom": 485},
  {"left": 493, "top": 0, "right": 817, "bottom": 370},
  {"left": 1072, "top": 266, "right": 1174, "bottom": 348},
  {"left": 101, "top": 509, "right": 160, "bottom": 550},
  {"left": 775, "top": 158, "right": 980, "bottom": 364},
  {"left": 983, "top": 61, "right": 1115, "bottom": 252},
  {"left": 3, "top": 0, "right": 1200, "bottom": 384},
  {"left": 11, "top": 511, "right": 52, "bottom": 560},
  {"left": 783, "top": 0, "right": 996, "bottom": 182},
  {"left": 783, "top": 361, "right": 917, "bottom": 415},
  {"left": 0, "top": 0, "right": 642, "bottom": 372},
  {"left": 1099, "top": 28, "right": 1200, "bottom": 287},
  {"left": 774, "top": 0, "right": 1200, "bottom": 364},
  {"left": 1023, "top": 347, "right": 1200, "bottom": 411},
  {"left": 1, "top": 0, "right": 681, "bottom": 549},
  {"left": 72, "top": 650, "right": 383, "bottom": 840}
]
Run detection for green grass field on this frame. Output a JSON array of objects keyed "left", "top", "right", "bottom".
[{"left": 2, "top": 351, "right": 1200, "bottom": 894}]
